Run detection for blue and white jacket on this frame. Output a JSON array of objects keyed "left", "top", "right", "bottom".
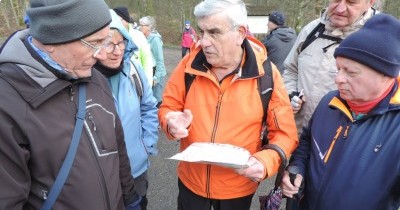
[
  {"left": 288, "top": 79, "right": 400, "bottom": 210},
  {"left": 100, "top": 10, "right": 159, "bottom": 178}
]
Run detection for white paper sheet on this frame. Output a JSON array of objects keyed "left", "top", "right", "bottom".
[{"left": 168, "top": 142, "right": 251, "bottom": 169}]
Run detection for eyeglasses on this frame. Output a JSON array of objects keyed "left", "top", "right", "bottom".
[
  {"left": 198, "top": 25, "right": 237, "bottom": 41},
  {"left": 80, "top": 34, "right": 112, "bottom": 57},
  {"left": 104, "top": 39, "right": 128, "bottom": 53}
]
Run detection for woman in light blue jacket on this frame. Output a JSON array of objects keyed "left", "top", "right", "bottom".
[{"left": 94, "top": 10, "right": 159, "bottom": 210}]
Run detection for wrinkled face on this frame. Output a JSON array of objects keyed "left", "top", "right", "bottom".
[
  {"left": 197, "top": 13, "right": 245, "bottom": 68},
  {"left": 335, "top": 57, "right": 392, "bottom": 103},
  {"left": 139, "top": 23, "right": 151, "bottom": 37},
  {"left": 100, "top": 29, "right": 126, "bottom": 69},
  {"left": 327, "top": 0, "right": 374, "bottom": 28},
  {"left": 49, "top": 26, "right": 111, "bottom": 78}
]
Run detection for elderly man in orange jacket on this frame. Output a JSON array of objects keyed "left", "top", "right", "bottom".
[{"left": 158, "top": 0, "right": 298, "bottom": 210}]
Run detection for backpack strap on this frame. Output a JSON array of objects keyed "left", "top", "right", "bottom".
[
  {"left": 40, "top": 84, "right": 86, "bottom": 210},
  {"left": 300, "top": 22, "right": 343, "bottom": 53},
  {"left": 129, "top": 62, "right": 143, "bottom": 100},
  {"left": 259, "top": 58, "right": 274, "bottom": 146}
]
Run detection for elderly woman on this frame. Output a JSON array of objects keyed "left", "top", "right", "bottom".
[
  {"left": 281, "top": 14, "right": 400, "bottom": 210},
  {"left": 138, "top": 16, "right": 166, "bottom": 107},
  {"left": 94, "top": 10, "right": 159, "bottom": 210}
]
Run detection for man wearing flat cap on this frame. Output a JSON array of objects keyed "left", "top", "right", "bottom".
[
  {"left": 281, "top": 14, "right": 400, "bottom": 210},
  {"left": 0, "top": 0, "right": 141, "bottom": 209}
]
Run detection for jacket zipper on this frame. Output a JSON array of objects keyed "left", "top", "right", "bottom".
[
  {"left": 205, "top": 91, "right": 224, "bottom": 198},
  {"left": 85, "top": 118, "right": 112, "bottom": 210}
]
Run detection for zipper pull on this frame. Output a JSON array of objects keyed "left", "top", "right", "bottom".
[
  {"left": 88, "top": 112, "right": 96, "bottom": 131},
  {"left": 68, "top": 85, "right": 74, "bottom": 102}
]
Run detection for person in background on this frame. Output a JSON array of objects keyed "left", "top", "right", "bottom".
[
  {"left": 283, "top": 0, "right": 376, "bottom": 136},
  {"left": 181, "top": 20, "right": 197, "bottom": 58},
  {"left": 262, "top": 11, "right": 297, "bottom": 74},
  {"left": 94, "top": 10, "right": 159, "bottom": 210},
  {"left": 113, "top": 6, "right": 154, "bottom": 86},
  {"left": 158, "top": 0, "right": 298, "bottom": 209},
  {"left": 281, "top": 14, "right": 400, "bottom": 210},
  {"left": 139, "top": 16, "right": 166, "bottom": 107},
  {"left": 0, "top": 0, "right": 141, "bottom": 209}
]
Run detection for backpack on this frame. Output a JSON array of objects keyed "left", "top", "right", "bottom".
[
  {"left": 184, "top": 58, "right": 274, "bottom": 145},
  {"left": 129, "top": 61, "right": 143, "bottom": 100}
]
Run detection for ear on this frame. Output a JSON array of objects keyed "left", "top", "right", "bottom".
[
  {"left": 237, "top": 25, "right": 247, "bottom": 45},
  {"left": 367, "top": 0, "right": 376, "bottom": 7}
]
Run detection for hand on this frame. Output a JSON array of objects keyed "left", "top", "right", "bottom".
[
  {"left": 235, "top": 157, "right": 265, "bottom": 182},
  {"left": 281, "top": 171, "right": 303, "bottom": 198},
  {"left": 165, "top": 109, "right": 193, "bottom": 139},
  {"left": 290, "top": 95, "right": 305, "bottom": 114}
]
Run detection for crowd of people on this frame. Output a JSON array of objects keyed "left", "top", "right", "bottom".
[{"left": 0, "top": 0, "right": 399, "bottom": 210}]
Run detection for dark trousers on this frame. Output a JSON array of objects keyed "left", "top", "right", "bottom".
[
  {"left": 182, "top": 47, "right": 190, "bottom": 58},
  {"left": 177, "top": 179, "right": 254, "bottom": 210}
]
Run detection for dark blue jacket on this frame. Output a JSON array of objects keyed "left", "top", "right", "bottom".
[{"left": 289, "top": 81, "right": 400, "bottom": 210}]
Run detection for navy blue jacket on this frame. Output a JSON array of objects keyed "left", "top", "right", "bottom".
[{"left": 289, "top": 81, "right": 400, "bottom": 210}]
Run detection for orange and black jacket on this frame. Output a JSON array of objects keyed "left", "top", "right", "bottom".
[{"left": 159, "top": 36, "right": 298, "bottom": 199}]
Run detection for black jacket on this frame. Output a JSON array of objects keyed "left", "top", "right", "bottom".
[{"left": 263, "top": 27, "right": 297, "bottom": 74}]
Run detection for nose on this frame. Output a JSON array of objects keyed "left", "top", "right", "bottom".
[
  {"left": 335, "top": 1, "right": 346, "bottom": 13},
  {"left": 335, "top": 70, "right": 345, "bottom": 85}
]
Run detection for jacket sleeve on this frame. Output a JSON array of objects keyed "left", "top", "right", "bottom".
[
  {"left": 136, "top": 63, "right": 159, "bottom": 155},
  {"left": 157, "top": 56, "right": 189, "bottom": 140},
  {"left": 282, "top": 19, "right": 321, "bottom": 94},
  {"left": 287, "top": 119, "right": 313, "bottom": 177},
  {"left": 0, "top": 111, "right": 30, "bottom": 210},
  {"left": 252, "top": 66, "right": 299, "bottom": 178},
  {"left": 151, "top": 37, "right": 166, "bottom": 84},
  {"left": 116, "top": 115, "right": 137, "bottom": 205}
]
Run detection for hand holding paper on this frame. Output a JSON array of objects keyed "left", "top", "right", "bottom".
[
  {"left": 166, "top": 109, "right": 193, "bottom": 139},
  {"left": 235, "top": 157, "right": 265, "bottom": 182}
]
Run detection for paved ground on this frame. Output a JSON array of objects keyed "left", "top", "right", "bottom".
[{"left": 146, "top": 47, "right": 279, "bottom": 210}]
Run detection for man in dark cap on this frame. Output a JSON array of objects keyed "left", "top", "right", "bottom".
[
  {"left": 0, "top": 0, "right": 141, "bottom": 209},
  {"left": 281, "top": 14, "right": 400, "bottom": 210},
  {"left": 262, "top": 11, "right": 297, "bottom": 74}
]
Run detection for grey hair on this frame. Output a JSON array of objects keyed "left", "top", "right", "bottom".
[
  {"left": 139, "top": 16, "right": 156, "bottom": 31},
  {"left": 194, "top": 0, "right": 247, "bottom": 27}
]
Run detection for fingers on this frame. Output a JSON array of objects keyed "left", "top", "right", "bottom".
[
  {"left": 281, "top": 171, "right": 300, "bottom": 198},
  {"left": 291, "top": 96, "right": 303, "bottom": 113},
  {"left": 166, "top": 110, "right": 192, "bottom": 139},
  {"left": 235, "top": 157, "right": 264, "bottom": 182}
]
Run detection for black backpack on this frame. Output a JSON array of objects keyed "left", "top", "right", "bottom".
[{"left": 184, "top": 58, "right": 274, "bottom": 145}]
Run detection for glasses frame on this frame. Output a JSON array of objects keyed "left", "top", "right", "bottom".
[
  {"left": 105, "top": 39, "right": 128, "bottom": 54},
  {"left": 80, "top": 34, "right": 112, "bottom": 57}
]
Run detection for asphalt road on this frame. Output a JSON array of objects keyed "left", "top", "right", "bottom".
[{"left": 146, "top": 47, "right": 279, "bottom": 210}]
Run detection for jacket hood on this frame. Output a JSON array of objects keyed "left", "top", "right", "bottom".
[
  {"left": 271, "top": 27, "right": 297, "bottom": 42},
  {"left": 109, "top": 9, "right": 138, "bottom": 74},
  {"left": 0, "top": 30, "right": 60, "bottom": 87}
]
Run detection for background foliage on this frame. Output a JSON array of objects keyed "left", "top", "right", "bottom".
[{"left": 1, "top": 0, "right": 399, "bottom": 45}]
